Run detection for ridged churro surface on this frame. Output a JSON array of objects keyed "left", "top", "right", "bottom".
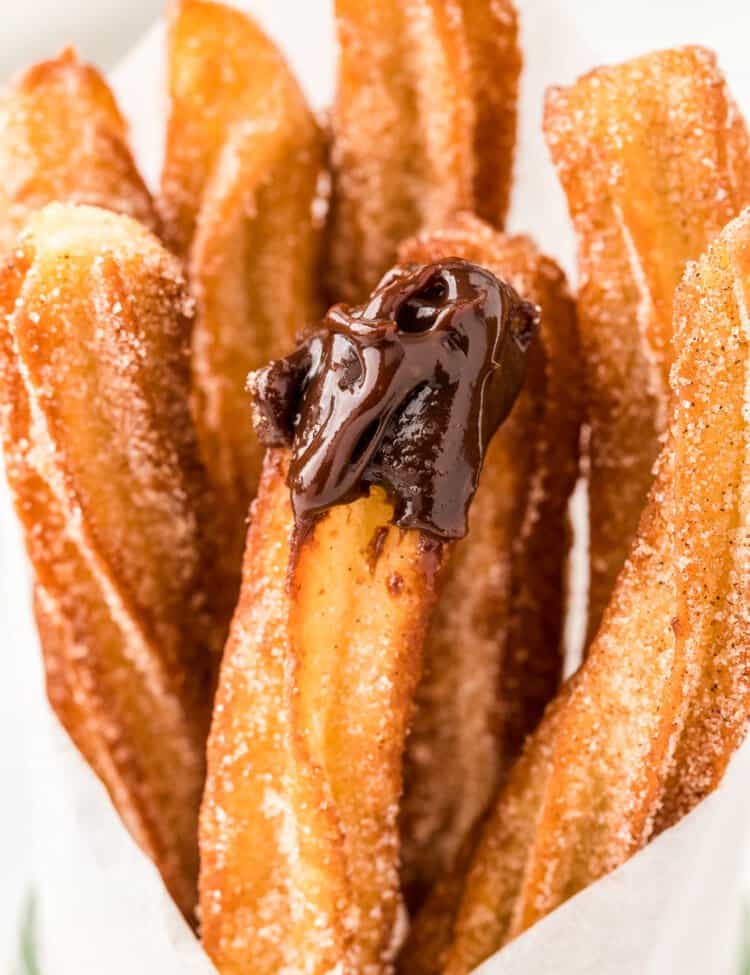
[
  {"left": 0, "top": 204, "right": 226, "bottom": 917},
  {"left": 396, "top": 214, "right": 581, "bottom": 911},
  {"left": 163, "top": 0, "right": 324, "bottom": 572},
  {"left": 326, "top": 0, "right": 520, "bottom": 303},
  {"left": 545, "top": 46, "right": 750, "bottom": 642}
]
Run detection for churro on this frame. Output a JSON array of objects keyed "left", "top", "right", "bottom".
[
  {"left": 200, "top": 259, "right": 536, "bottom": 974},
  {"left": 0, "top": 49, "right": 157, "bottom": 254},
  {"left": 434, "top": 207, "right": 750, "bottom": 975},
  {"left": 395, "top": 214, "right": 581, "bottom": 911},
  {"left": 545, "top": 46, "right": 750, "bottom": 641},
  {"left": 326, "top": 0, "right": 520, "bottom": 303},
  {"left": 0, "top": 203, "right": 227, "bottom": 917},
  {"left": 655, "top": 208, "right": 750, "bottom": 831},
  {"left": 162, "top": 0, "right": 324, "bottom": 572}
]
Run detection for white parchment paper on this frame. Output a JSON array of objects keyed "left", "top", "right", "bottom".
[{"left": 6, "top": 0, "right": 750, "bottom": 972}]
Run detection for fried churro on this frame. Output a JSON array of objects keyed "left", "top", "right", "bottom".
[
  {"left": 162, "top": 0, "right": 324, "bottom": 573},
  {"left": 655, "top": 208, "right": 750, "bottom": 831},
  {"left": 433, "top": 206, "right": 750, "bottom": 975},
  {"left": 545, "top": 46, "right": 750, "bottom": 642},
  {"left": 395, "top": 214, "right": 581, "bottom": 911},
  {"left": 0, "top": 203, "right": 226, "bottom": 917},
  {"left": 200, "top": 259, "right": 536, "bottom": 974},
  {"left": 326, "top": 0, "right": 520, "bottom": 303}
]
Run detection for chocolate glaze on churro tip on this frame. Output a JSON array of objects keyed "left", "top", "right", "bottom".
[{"left": 248, "top": 258, "right": 539, "bottom": 540}]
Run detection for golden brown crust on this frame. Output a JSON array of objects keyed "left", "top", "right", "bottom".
[
  {"left": 325, "top": 0, "right": 520, "bottom": 303},
  {"left": 439, "top": 443, "right": 675, "bottom": 972},
  {"left": 200, "top": 450, "right": 443, "bottom": 974},
  {"left": 0, "top": 49, "right": 157, "bottom": 254},
  {"left": 395, "top": 214, "right": 581, "bottom": 910},
  {"left": 455, "top": 0, "right": 520, "bottom": 227},
  {"left": 655, "top": 208, "right": 750, "bottom": 830},
  {"left": 432, "top": 206, "right": 750, "bottom": 975},
  {"left": 199, "top": 451, "right": 353, "bottom": 974},
  {"left": 0, "top": 203, "right": 226, "bottom": 918},
  {"left": 162, "top": 0, "right": 325, "bottom": 574},
  {"left": 544, "top": 46, "right": 750, "bottom": 644}
]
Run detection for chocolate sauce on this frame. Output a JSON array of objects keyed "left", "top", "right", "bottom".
[{"left": 249, "top": 259, "right": 538, "bottom": 541}]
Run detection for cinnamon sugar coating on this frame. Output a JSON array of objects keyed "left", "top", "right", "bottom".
[
  {"left": 325, "top": 0, "right": 520, "bottom": 303},
  {"left": 655, "top": 207, "right": 750, "bottom": 830},
  {"left": 0, "top": 204, "right": 228, "bottom": 918},
  {"left": 395, "top": 214, "right": 581, "bottom": 914},
  {"left": 545, "top": 46, "right": 750, "bottom": 643},
  {"left": 162, "top": 0, "right": 325, "bottom": 575}
]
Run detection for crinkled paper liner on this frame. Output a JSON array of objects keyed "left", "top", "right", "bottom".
[{"left": 8, "top": 0, "right": 750, "bottom": 972}]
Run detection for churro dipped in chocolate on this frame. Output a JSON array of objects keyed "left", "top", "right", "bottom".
[
  {"left": 200, "top": 259, "right": 536, "bottom": 975},
  {"left": 0, "top": 204, "right": 228, "bottom": 918},
  {"left": 545, "top": 46, "right": 750, "bottom": 643}
]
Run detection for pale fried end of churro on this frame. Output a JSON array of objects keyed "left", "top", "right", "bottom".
[
  {"left": 544, "top": 46, "right": 750, "bottom": 644},
  {"left": 396, "top": 214, "right": 581, "bottom": 911},
  {"left": 326, "top": 0, "right": 520, "bottom": 303},
  {"left": 199, "top": 451, "right": 442, "bottom": 975},
  {"left": 0, "top": 49, "right": 157, "bottom": 255},
  {"left": 162, "top": 0, "right": 324, "bottom": 572},
  {"left": 434, "top": 208, "right": 750, "bottom": 975},
  {"left": 0, "top": 203, "right": 227, "bottom": 918},
  {"left": 655, "top": 208, "right": 750, "bottom": 831}
]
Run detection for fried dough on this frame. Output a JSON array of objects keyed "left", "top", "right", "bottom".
[
  {"left": 544, "top": 46, "right": 750, "bottom": 642},
  {"left": 0, "top": 49, "right": 157, "bottom": 254},
  {"left": 162, "top": 0, "right": 324, "bottom": 571},
  {"left": 655, "top": 208, "right": 750, "bottom": 830},
  {"left": 199, "top": 451, "right": 442, "bottom": 975},
  {"left": 396, "top": 214, "right": 581, "bottom": 910},
  {"left": 0, "top": 203, "right": 227, "bottom": 917},
  {"left": 200, "top": 252, "right": 536, "bottom": 973},
  {"left": 435, "top": 207, "right": 750, "bottom": 975},
  {"left": 326, "top": 0, "right": 520, "bottom": 303}
]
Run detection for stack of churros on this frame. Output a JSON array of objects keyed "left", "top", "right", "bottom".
[{"left": 1, "top": 1, "right": 750, "bottom": 973}]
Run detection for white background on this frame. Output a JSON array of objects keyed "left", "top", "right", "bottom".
[
  {"left": 0, "top": 1, "right": 161, "bottom": 79},
  {"left": 2, "top": 1, "right": 750, "bottom": 972}
]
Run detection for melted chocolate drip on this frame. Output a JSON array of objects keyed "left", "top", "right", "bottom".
[{"left": 249, "top": 259, "right": 538, "bottom": 541}]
